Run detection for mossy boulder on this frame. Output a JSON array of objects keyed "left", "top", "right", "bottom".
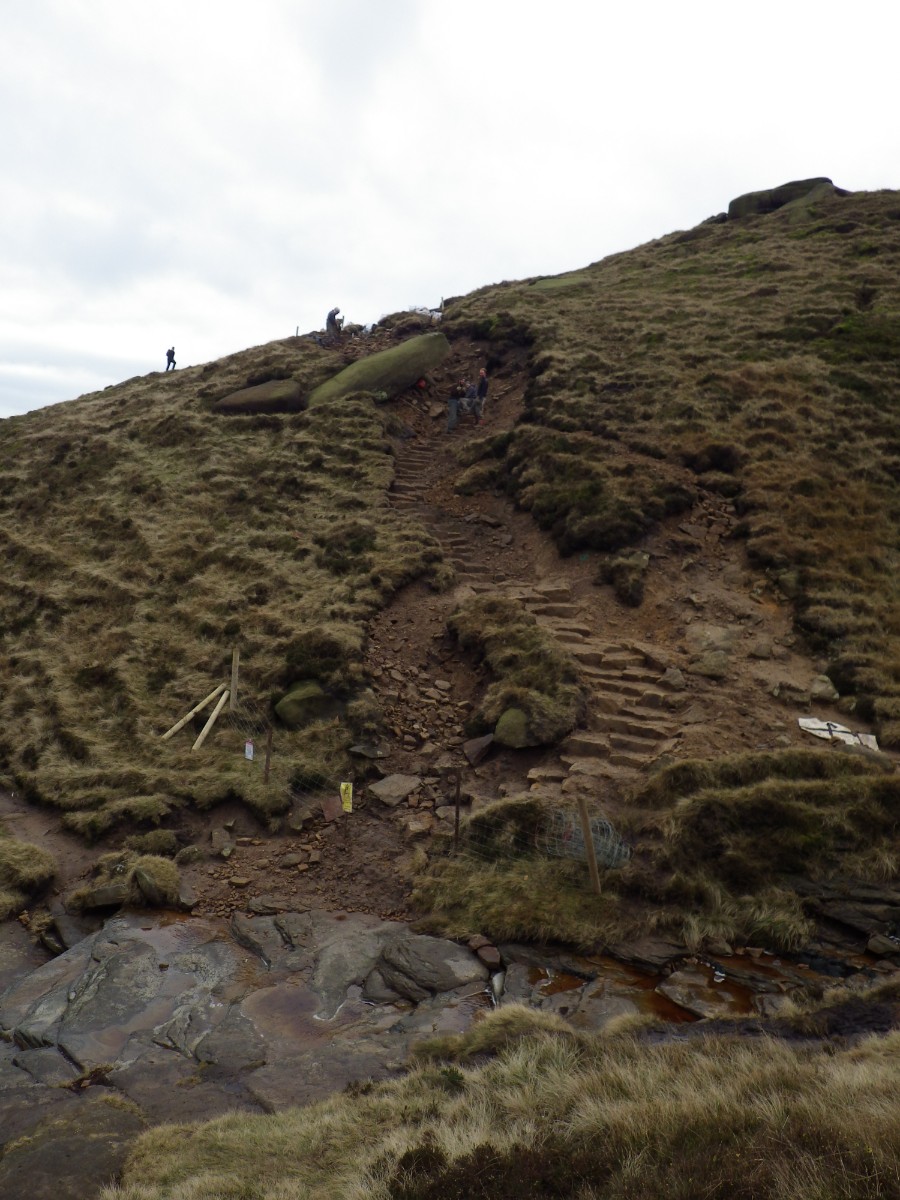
[
  {"left": 494, "top": 707, "right": 532, "bottom": 748},
  {"left": 274, "top": 679, "right": 342, "bottom": 729},
  {"left": 727, "top": 177, "right": 837, "bottom": 220},
  {"left": 307, "top": 333, "right": 450, "bottom": 408},
  {"left": 214, "top": 378, "right": 304, "bottom": 414}
]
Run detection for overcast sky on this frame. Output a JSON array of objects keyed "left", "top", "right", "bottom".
[{"left": 1, "top": 1, "right": 896, "bottom": 418}]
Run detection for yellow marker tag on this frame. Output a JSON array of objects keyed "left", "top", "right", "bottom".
[{"left": 340, "top": 782, "right": 353, "bottom": 813}]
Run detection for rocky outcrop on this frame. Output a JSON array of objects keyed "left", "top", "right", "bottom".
[
  {"left": 307, "top": 332, "right": 450, "bottom": 407},
  {"left": 727, "top": 177, "right": 848, "bottom": 220},
  {"left": 213, "top": 377, "right": 304, "bottom": 414}
]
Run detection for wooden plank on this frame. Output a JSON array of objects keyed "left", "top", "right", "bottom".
[
  {"left": 192, "top": 689, "right": 230, "bottom": 752},
  {"left": 577, "top": 795, "right": 602, "bottom": 895},
  {"left": 230, "top": 647, "right": 240, "bottom": 712},
  {"left": 161, "top": 684, "right": 226, "bottom": 741}
]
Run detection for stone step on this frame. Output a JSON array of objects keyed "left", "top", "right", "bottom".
[
  {"left": 527, "top": 602, "right": 583, "bottom": 619},
  {"left": 527, "top": 764, "right": 568, "bottom": 785},
  {"left": 546, "top": 621, "right": 595, "bottom": 637},
  {"left": 609, "top": 750, "right": 647, "bottom": 769},
  {"left": 391, "top": 482, "right": 422, "bottom": 495},
  {"left": 578, "top": 662, "right": 660, "bottom": 685},
  {"left": 562, "top": 757, "right": 616, "bottom": 780},
  {"left": 588, "top": 679, "right": 652, "bottom": 699},
  {"left": 597, "top": 652, "right": 646, "bottom": 670},
  {"left": 560, "top": 731, "right": 610, "bottom": 758},
  {"left": 610, "top": 732, "right": 662, "bottom": 755},
  {"left": 532, "top": 583, "right": 573, "bottom": 602},
  {"left": 589, "top": 714, "right": 673, "bottom": 740}
]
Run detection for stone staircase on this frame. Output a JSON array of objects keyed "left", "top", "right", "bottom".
[{"left": 387, "top": 437, "right": 685, "bottom": 799}]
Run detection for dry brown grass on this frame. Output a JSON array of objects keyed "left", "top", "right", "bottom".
[
  {"left": 0, "top": 336, "right": 443, "bottom": 839},
  {"left": 0, "top": 826, "right": 56, "bottom": 917},
  {"left": 101, "top": 1008, "right": 900, "bottom": 1200}
]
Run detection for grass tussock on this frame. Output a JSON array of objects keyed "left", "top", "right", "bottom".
[
  {"left": 66, "top": 850, "right": 181, "bottom": 911},
  {"left": 449, "top": 594, "right": 586, "bottom": 745},
  {"left": 102, "top": 1012, "right": 900, "bottom": 1200},
  {"left": 0, "top": 828, "right": 56, "bottom": 917}
]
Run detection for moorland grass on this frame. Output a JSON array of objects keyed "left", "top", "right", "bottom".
[
  {"left": 448, "top": 594, "right": 586, "bottom": 744},
  {"left": 102, "top": 1008, "right": 900, "bottom": 1200},
  {"left": 444, "top": 188, "right": 900, "bottom": 743},
  {"left": 0, "top": 338, "right": 444, "bottom": 839},
  {"left": 0, "top": 827, "right": 56, "bottom": 917},
  {"left": 414, "top": 750, "right": 900, "bottom": 951}
]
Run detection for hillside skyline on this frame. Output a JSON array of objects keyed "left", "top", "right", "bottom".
[{"left": 2, "top": 0, "right": 898, "bottom": 418}]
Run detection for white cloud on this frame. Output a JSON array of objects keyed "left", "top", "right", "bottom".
[{"left": 1, "top": 0, "right": 898, "bottom": 417}]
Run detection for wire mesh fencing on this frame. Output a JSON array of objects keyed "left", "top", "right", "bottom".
[{"left": 540, "top": 808, "right": 633, "bottom": 869}]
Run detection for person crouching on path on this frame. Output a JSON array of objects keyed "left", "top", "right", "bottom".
[
  {"left": 474, "top": 367, "right": 488, "bottom": 423},
  {"left": 446, "top": 378, "right": 467, "bottom": 432},
  {"left": 165, "top": 347, "right": 176, "bottom": 371}
]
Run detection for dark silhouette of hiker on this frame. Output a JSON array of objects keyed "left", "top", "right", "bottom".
[
  {"left": 325, "top": 308, "right": 342, "bottom": 341},
  {"left": 165, "top": 347, "right": 176, "bottom": 372}
]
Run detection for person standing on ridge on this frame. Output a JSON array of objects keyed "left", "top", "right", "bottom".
[
  {"left": 165, "top": 347, "right": 176, "bottom": 371},
  {"left": 326, "top": 307, "right": 342, "bottom": 341},
  {"left": 474, "top": 367, "right": 488, "bottom": 423}
]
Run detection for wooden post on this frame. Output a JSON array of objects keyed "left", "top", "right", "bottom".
[
  {"left": 263, "top": 726, "right": 273, "bottom": 784},
  {"left": 161, "top": 684, "right": 226, "bottom": 741},
  {"left": 192, "top": 689, "right": 229, "bottom": 752},
  {"left": 576, "top": 795, "right": 602, "bottom": 895},
  {"left": 230, "top": 647, "right": 240, "bottom": 712},
  {"left": 453, "top": 769, "right": 461, "bottom": 853}
]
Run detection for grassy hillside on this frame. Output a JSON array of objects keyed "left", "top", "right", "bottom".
[
  {"left": 0, "top": 336, "right": 442, "bottom": 835},
  {"left": 103, "top": 1004, "right": 900, "bottom": 1200},
  {"left": 445, "top": 187, "right": 900, "bottom": 742}
]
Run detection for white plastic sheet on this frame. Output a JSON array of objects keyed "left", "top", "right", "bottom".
[{"left": 798, "top": 717, "right": 878, "bottom": 751}]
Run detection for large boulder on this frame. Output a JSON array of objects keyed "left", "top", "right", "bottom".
[
  {"left": 376, "top": 934, "right": 489, "bottom": 1002},
  {"left": 307, "top": 332, "right": 450, "bottom": 407},
  {"left": 727, "top": 177, "right": 840, "bottom": 220},
  {"left": 213, "top": 377, "right": 304, "bottom": 414}
]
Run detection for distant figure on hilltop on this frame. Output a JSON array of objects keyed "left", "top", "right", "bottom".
[
  {"left": 165, "top": 347, "right": 176, "bottom": 372},
  {"left": 325, "top": 307, "right": 342, "bottom": 341}
]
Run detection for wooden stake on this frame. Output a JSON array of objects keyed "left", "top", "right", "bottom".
[
  {"left": 453, "top": 769, "right": 461, "bottom": 853},
  {"left": 263, "top": 726, "right": 273, "bottom": 784},
  {"left": 230, "top": 647, "right": 240, "bottom": 712},
  {"left": 161, "top": 684, "right": 226, "bottom": 741},
  {"left": 577, "top": 795, "right": 602, "bottom": 895},
  {"left": 192, "top": 689, "right": 229, "bottom": 752}
]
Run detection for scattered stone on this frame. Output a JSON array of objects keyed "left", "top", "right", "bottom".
[
  {"left": 434, "top": 679, "right": 452, "bottom": 691},
  {"left": 349, "top": 743, "right": 388, "bottom": 759},
  {"left": 688, "top": 650, "right": 730, "bottom": 679},
  {"left": 463, "top": 733, "right": 494, "bottom": 766},
  {"left": 211, "top": 829, "right": 236, "bottom": 859},
  {"left": 653, "top": 666, "right": 683, "bottom": 692},
  {"left": 657, "top": 967, "right": 742, "bottom": 1019},
  {"left": 229, "top": 877, "right": 251, "bottom": 888},
  {"left": 810, "top": 674, "right": 840, "bottom": 703},
  {"left": 368, "top": 774, "right": 423, "bottom": 807},
  {"left": 476, "top": 945, "right": 503, "bottom": 968},
  {"left": 247, "top": 895, "right": 287, "bottom": 916},
  {"left": 867, "top": 934, "right": 900, "bottom": 958}
]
